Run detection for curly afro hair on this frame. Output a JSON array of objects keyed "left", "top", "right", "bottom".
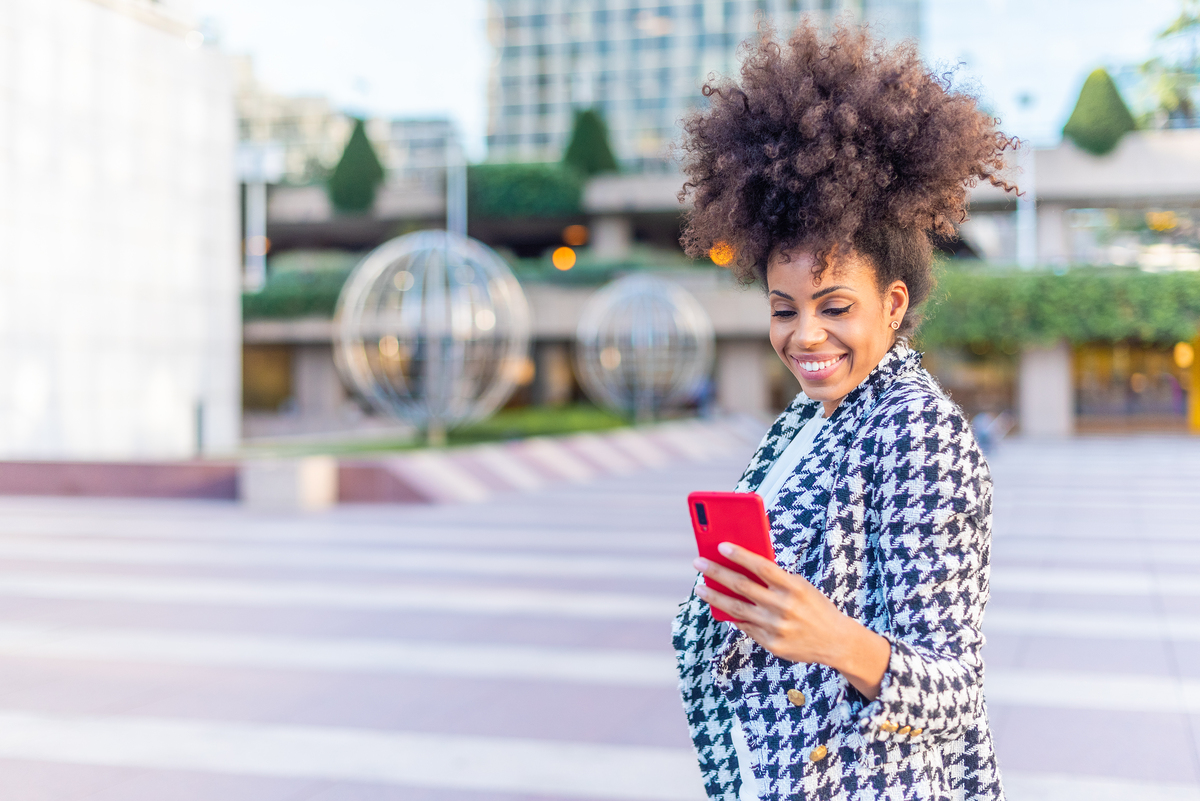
[{"left": 679, "top": 22, "right": 1018, "bottom": 335}]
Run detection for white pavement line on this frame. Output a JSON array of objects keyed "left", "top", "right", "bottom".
[
  {"left": 986, "top": 669, "right": 1200, "bottom": 714},
  {"left": 991, "top": 568, "right": 1200, "bottom": 596},
  {"left": 0, "top": 624, "right": 678, "bottom": 686},
  {"left": 569, "top": 434, "right": 640, "bottom": 473},
  {"left": 985, "top": 608, "right": 1200, "bottom": 642},
  {"left": 394, "top": 453, "right": 493, "bottom": 503},
  {"left": 0, "top": 539, "right": 695, "bottom": 581},
  {"left": 470, "top": 446, "right": 546, "bottom": 491},
  {"left": 0, "top": 711, "right": 707, "bottom": 801},
  {"left": 518, "top": 438, "right": 598, "bottom": 481},
  {"left": 0, "top": 573, "right": 681, "bottom": 619},
  {"left": 994, "top": 539, "right": 1200, "bottom": 567},
  {"left": 1003, "top": 770, "right": 1200, "bottom": 801}
]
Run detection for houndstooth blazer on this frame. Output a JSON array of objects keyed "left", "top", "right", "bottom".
[{"left": 672, "top": 344, "right": 1003, "bottom": 801}]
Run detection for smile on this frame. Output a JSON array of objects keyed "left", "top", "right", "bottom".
[{"left": 793, "top": 353, "right": 847, "bottom": 379}]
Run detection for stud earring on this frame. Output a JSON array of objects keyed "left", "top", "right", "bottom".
[{"left": 890, "top": 321, "right": 900, "bottom": 330}]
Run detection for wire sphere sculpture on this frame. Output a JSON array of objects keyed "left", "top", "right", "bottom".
[
  {"left": 334, "top": 230, "right": 531, "bottom": 440},
  {"left": 574, "top": 274, "right": 715, "bottom": 421}
]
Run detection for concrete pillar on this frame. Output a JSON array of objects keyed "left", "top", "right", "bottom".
[
  {"left": 292, "top": 344, "right": 345, "bottom": 419},
  {"left": 1037, "top": 202, "right": 1069, "bottom": 266},
  {"left": 532, "top": 342, "right": 575, "bottom": 406},
  {"left": 1019, "top": 341, "right": 1074, "bottom": 437},
  {"left": 240, "top": 457, "right": 339, "bottom": 511},
  {"left": 591, "top": 216, "right": 633, "bottom": 259},
  {"left": 716, "top": 339, "right": 769, "bottom": 416}
]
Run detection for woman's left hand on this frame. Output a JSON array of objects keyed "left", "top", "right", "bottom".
[{"left": 694, "top": 542, "right": 891, "bottom": 700}]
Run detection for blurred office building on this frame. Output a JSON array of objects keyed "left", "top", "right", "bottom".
[
  {"left": 487, "top": 0, "right": 921, "bottom": 170},
  {"left": 0, "top": 0, "right": 240, "bottom": 459}
]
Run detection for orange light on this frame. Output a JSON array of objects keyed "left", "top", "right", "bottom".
[
  {"left": 709, "top": 241, "right": 735, "bottom": 266},
  {"left": 246, "top": 235, "right": 271, "bottom": 257},
  {"left": 563, "top": 224, "right": 589, "bottom": 247},
  {"left": 552, "top": 246, "right": 577, "bottom": 271}
]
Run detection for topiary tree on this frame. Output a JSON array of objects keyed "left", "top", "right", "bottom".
[
  {"left": 467, "top": 163, "right": 584, "bottom": 219},
  {"left": 562, "top": 108, "right": 619, "bottom": 176},
  {"left": 1063, "top": 69, "right": 1138, "bottom": 156},
  {"left": 328, "top": 118, "right": 385, "bottom": 213}
]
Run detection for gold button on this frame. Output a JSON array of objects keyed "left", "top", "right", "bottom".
[
  {"left": 911, "top": 728, "right": 923, "bottom": 737},
  {"left": 898, "top": 726, "right": 911, "bottom": 735},
  {"left": 786, "top": 689, "right": 806, "bottom": 707},
  {"left": 881, "top": 721, "right": 898, "bottom": 732},
  {"left": 809, "top": 744, "right": 828, "bottom": 762}
]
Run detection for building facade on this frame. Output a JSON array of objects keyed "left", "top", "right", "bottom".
[
  {"left": 487, "top": 0, "right": 921, "bottom": 170},
  {"left": 0, "top": 0, "right": 241, "bottom": 459}
]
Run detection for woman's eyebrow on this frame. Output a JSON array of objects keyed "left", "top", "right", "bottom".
[
  {"left": 811, "top": 285, "right": 851, "bottom": 300},
  {"left": 768, "top": 290, "right": 795, "bottom": 300}
]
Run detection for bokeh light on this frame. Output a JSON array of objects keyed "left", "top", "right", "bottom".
[
  {"left": 562, "top": 225, "right": 589, "bottom": 247},
  {"left": 552, "top": 246, "right": 577, "bottom": 271},
  {"left": 1175, "top": 341, "right": 1195, "bottom": 369},
  {"left": 708, "top": 241, "right": 735, "bottom": 266}
]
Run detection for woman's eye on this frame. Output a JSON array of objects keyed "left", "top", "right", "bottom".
[
  {"left": 771, "top": 310, "right": 797, "bottom": 319},
  {"left": 824, "top": 304, "right": 853, "bottom": 316}
]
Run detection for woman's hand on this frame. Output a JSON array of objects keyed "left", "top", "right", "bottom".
[{"left": 694, "top": 542, "right": 891, "bottom": 701}]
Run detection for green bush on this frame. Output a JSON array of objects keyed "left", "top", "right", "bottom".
[
  {"left": 243, "top": 268, "right": 353, "bottom": 320},
  {"left": 563, "top": 109, "right": 619, "bottom": 176},
  {"left": 918, "top": 265, "right": 1200, "bottom": 348},
  {"left": 1062, "top": 69, "right": 1138, "bottom": 156},
  {"left": 328, "top": 119, "right": 385, "bottom": 213},
  {"left": 467, "top": 163, "right": 583, "bottom": 219}
]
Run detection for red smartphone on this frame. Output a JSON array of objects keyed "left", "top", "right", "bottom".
[{"left": 687, "top": 491, "right": 776, "bottom": 622}]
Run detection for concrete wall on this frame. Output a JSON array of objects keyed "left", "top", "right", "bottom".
[
  {"left": 1019, "top": 341, "right": 1074, "bottom": 438},
  {"left": 0, "top": 0, "right": 240, "bottom": 458}
]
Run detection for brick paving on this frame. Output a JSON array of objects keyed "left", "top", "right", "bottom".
[{"left": 0, "top": 435, "right": 1196, "bottom": 799}]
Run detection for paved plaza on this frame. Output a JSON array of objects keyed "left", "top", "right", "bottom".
[{"left": 0, "top": 435, "right": 1197, "bottom": 800}]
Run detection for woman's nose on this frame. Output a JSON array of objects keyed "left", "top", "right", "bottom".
[{"left": 793, "top": 313, "right": 827, "bottom": 348}]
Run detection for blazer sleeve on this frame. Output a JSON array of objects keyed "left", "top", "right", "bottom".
[
  {"left": 852, "top": 393, "right": 993, "bottom": 746},
  {"left": 672, "top": 585, "right": 742, "bottom": 801}
]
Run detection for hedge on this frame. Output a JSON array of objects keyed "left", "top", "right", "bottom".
[
  {"left": 918, "top": 266, "right": 1200, "bottom": 348},
  {"left": 243, "top": 268, "right": 353, "bottom": 320},
  {"left": 467, "top": 163, "right": 583, "bottom": 219}
]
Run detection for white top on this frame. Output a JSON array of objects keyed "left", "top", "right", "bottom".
[
  {"left": 732, "top": 410, "right": 826, "bottom": 801},
  {"left": 755, "top": 412, "right": 827, "bottom": 508}
]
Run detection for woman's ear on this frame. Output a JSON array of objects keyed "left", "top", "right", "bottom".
[{"left": 887, "top": 280, "right": 910, "bottom": 326}]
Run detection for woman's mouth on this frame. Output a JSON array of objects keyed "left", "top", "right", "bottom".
[{"left": 792, "top": 353, "right": 847, "bottom": 381}]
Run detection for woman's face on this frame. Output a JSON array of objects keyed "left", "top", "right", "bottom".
[{"left": 766, "top": 250, "right": 909, "bottom": 416}]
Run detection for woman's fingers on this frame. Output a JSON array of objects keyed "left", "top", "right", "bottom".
[
  {"left": 717, "top": 542, "right": 787, "bottom": 584},
  {"left": 696, "top": 582, "right": 767, "bottom": 625},
  {"left": 693, "top": 558, "right": 771, "bottom": 604}
]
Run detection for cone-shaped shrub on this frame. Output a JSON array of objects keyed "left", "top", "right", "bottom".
[
  {"left": 1063, "top": 69, "right": 1138, "bottom": 156},
  {"left": 328, "top": 118, "right": 385, "bottom": 213},
  {"left": 562, "top": 109, "right": 619, "bottom": 176}
]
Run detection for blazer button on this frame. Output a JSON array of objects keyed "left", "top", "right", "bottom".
[
  {"left": 809, "top": 744, "right": 828, "bottom": 762},
  {"left": 786, "top": 689, "right": 806, "bottom": 707},
  {"left": 880, "top": 721, "right": 899, "bottom": 732},
  {"left": 911, "top": 728, "right": 923, "bottom": 737},
  {"left": 897, "top": 726, "right": 911, "bottom": 735}
]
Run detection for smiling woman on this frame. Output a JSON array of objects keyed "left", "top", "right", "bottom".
[{"left": 672, "top": 21, "right": 1019, "bottom": 801}]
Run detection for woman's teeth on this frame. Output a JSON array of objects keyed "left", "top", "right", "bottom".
[{"left": 799, "top": 355, "right": 842, "bottom": 373}]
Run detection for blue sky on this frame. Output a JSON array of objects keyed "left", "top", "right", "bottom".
[{"left": 189, "top": 0, "right": 1184, "bottom": 159}]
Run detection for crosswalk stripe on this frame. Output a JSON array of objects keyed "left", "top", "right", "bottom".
[
  {"left": 985, "top": 608, "right": 1200, "bottom": 642},
  {"left": 0, "top": 624, "right": 677, "bottom": 686},
  {"left": 0, "top": 573, "right": 682, "bottom": 619},
  {"left": 0, "top": 539, "right": 694, "bottom": 580},
  {"left": 991, "top": 568, "right": 1200, "bottom": 596},
  {"left": 986, "top": 669, "right": 1200, "bottom": 715},
  {"left": 0, "top": 711, "right": 707, "bottom": 801},
  {"left": 1002, "top": 771, "right": 1200, "bottom": 801}
]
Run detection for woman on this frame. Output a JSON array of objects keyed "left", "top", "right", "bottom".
[{"left": 671, "top": 22, "right": 1016, "bottom": 801}]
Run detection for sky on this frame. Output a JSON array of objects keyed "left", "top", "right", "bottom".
[{"left": 187, "top": 0, "right": 1185, "bottom": 159}]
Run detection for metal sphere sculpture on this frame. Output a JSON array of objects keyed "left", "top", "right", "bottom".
[
  {"left": 334, "top": 230, "right": 531, "bottom": 442},
  {"left": 574, "top": 274, "right": 715, "bottom": 421}
]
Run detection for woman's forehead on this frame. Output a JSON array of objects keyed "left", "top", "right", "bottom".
[{"left": 766, "top": 251, "right": 874, "bottom": 293}]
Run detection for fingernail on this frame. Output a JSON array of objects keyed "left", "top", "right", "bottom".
[
  {"left": 717, "top": 542, "right": 733, "bottom": 556},
  {"left": 693, "top": 557, "right": 709, "bottom": 571},
  {"left": 695, "top": 584, "right": 708, "bottom": 598}
]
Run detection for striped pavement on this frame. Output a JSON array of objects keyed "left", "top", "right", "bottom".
[{"left": 0, "top": 434, "right": 1198, "bottom": 799}]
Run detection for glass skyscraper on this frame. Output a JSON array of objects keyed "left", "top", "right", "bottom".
[{"left": 487, "top": 0, "right": 921, "bottom": 171}]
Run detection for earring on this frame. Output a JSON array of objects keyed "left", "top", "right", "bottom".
[{"left": 890, "top": 321, "right": 900, "bottom": 330}]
